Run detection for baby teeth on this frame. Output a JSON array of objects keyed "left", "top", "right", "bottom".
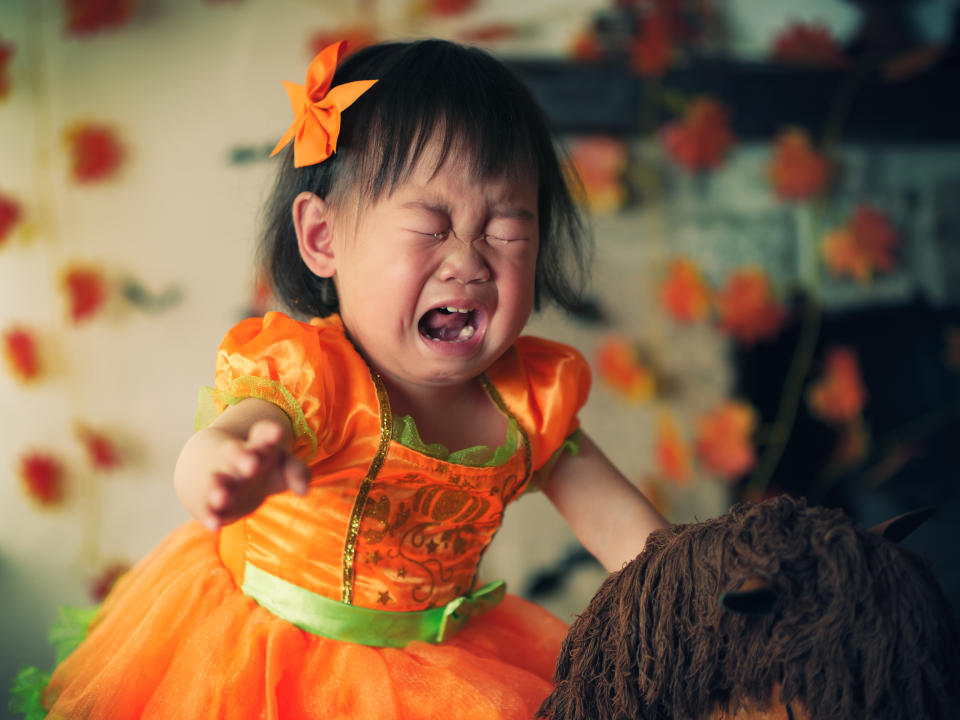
[
  {"left": 444, "top": 307, "right": 471, "bottom": 313},
  {"left": 457, "top": 325, "right": 475, "bottom": 340}
]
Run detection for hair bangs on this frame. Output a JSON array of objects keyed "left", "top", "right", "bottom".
[{"left": 332, "top": 40, "right": 542, "bottom": 204}]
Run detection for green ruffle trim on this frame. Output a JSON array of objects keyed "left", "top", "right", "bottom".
[
  {"left": 392, "top": 415, "right": 581, "bottom": 489},
  {"left": 194, "top": 377, "right": 319, "bottom": 461},
  {"left": 392, "top": 414, "right": 519, "bottom": 467},
  {"left": 8, "top": 606, "right": 98, "bottom": 719},
  {"left": 8, "top": 666, "right": 50, "bottom": 720},
  {"left": 49, "top": 606, "right": 99, "bottom": 664}
]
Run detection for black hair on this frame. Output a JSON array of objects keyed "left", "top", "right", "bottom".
[{"left": 259, "top": 39, "right": 590, "bottom": 318}]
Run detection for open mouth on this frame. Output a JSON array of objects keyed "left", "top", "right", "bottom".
[{"left": 418, "top": 306, "right": 480, "bottom": 343}]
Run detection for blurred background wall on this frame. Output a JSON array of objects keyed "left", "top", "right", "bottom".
[{"left": 2, "top": 0, "right": 959, "bottom": 712}]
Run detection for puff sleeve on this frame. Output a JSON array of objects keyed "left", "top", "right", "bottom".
[
  {"left": 486, "top": 336, "right": 592, "bottom": 474},
  {"left": 195, "top": 312, "right": 342, "bottom": 464}
]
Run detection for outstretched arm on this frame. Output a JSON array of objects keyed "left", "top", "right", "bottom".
[
  {"left": 542, "top": 431, "right": 668, "bottom": 573},
  {"left": 174, "top": 398, "right": 310, "bottom": 530}
]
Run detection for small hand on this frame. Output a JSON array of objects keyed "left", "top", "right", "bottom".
[{"left": 201, "top": 420, "right": 309, "bottom": 530}]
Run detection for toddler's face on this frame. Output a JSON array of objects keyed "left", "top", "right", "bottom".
[{"left": 330, "top": 139, "right": 539, "bottom": 394}]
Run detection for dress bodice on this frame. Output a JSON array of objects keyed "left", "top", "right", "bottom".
[{"left": 205, "top": 312, "right": 590, "bottom": 612}]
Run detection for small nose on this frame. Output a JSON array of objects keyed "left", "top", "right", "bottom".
[{"left": 438, "top": 232, "right": 491, "bottom": 284}]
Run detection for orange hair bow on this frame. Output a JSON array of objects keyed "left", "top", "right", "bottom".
[{"left": 270, "top": 41, "right": 377, "bottom": 168}]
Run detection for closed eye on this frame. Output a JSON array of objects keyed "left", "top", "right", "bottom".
[
  {"left": 485, "top": 234, "right": 524, "bottom": 246},
  {"left": 412, "top": 229, "right": 526, "bottom": 246},
  {"left": 402, "top": 229, "right": 449, "bottom": 242}
]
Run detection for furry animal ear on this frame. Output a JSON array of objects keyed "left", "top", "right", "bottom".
[
  {"left": 720, "top": 578, "right": 777, "bottom": 616},
  {"left": 869, "top": 507, "right": 935, "bottom": 543}
]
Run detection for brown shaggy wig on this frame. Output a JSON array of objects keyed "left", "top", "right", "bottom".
[{"left": 539, "top": 495, "right": 960, "bottom": 720}]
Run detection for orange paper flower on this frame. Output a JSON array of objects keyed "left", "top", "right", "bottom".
[
  {"left": 695, "top": 400, "right": 757, "bottom": 480},
  {"left": 0, "top": 38, "right": 13, "bottom": 100},
  {"left": 63, "top": 0, "right": 134, "bottom": 36},
  {"left": 660, "top": 257, "right": 711, "bottom": 323},
  {"left": 655, "top": 412, "right": 691, "bottom": 484},
  {"left": 714, "top": 267, "right": 786, "bottom": 345},
  {"left": 661, "top": 97, "right": 735, "bottom": 172},
  {"left": 62, "top": 265, "right": 107, "bottom": 323},
  {"left": 569, "top": 136, "right": 629, "bottom": 214},
  {"left": 595, "top": 337, "right": 655, "bottom": 402},
  {"left": 772, "top": 22, "right": 847, "bottom": 67},
  {"left": 808, "top": 346, "right": 867, "bottom": 424},
  {"left": 19, "top": 451, "right": 64, "bottom": 506},
  {"left": 428, "top": 0, "right": 477, "bottom": 16},
  {"left": 65, "top": 122, "right": 125, "bottom": 182},
  {"left": 0, "top": 192, "right": 21, "bottom": 248},
  {"left": 630, "top": 9, "right": 674, "bottom": 77},
  {"left": 271, "top": 41, "right": 378, "bottom": 168},
  {"left": 821, "top": 204, "right": 899, "bottom": 282},
  {"left": 767, "top": 128, "right": 831, "bottom": 201},
  {"left": 76, "top": 423, "right": 120, "bottom": 470},
  {"left": 3, "top": 326, "right": 40, "bottom": 382}
]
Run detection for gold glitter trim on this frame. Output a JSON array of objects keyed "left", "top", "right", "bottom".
[
  {"left": 466, "top": 373, "right": 533, "bottom": 593},
  {"left": 479, "top": 373, "right": 531, "bottom": 492},
  {"left": 341, "top": 369, "right": 393, "bottom": 605}
]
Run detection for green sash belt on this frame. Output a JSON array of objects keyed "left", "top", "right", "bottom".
[{"left": 241, "top": 562, "right": 506, "bottom": 648}]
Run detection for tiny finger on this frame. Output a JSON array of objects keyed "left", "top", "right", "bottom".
[
  {"left": 284, "top": 458, "right": 310, "bottom": 496},
  {"left": 224, "top": 447, "right": 259, "bottom": 479},
  {"left": 247, "top": 420, "right": 284, "bottom": 451},
  {"left": 208, "top": 484, "right": 228, "bottom": 510}
]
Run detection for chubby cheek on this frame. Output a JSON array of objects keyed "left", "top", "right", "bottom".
[
  {"left": 364, "top": 265, "right": 431, "bottom": 343},
  {"left": 507, "top": 251, "right": 538, "bottom": 316},
  {"left": 388, "top": 256, "right": 433, "bottom": 317},
  {"left": 340, "top": 243, "right": 414, "bottom": 306}
]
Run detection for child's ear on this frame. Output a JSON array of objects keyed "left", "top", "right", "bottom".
[{"left": 293, "top": 191, "right": 337, "bottom": 278}]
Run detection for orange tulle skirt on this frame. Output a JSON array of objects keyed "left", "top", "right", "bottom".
[{"left": 40, "top": 522, "right": 567, "bottom": 719}]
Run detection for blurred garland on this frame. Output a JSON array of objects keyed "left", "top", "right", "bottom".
[
  {"left": 567, "top": 0, "right": 945, "bottom": 515},
  {"left": 1, "top": 1, "right": 186, "bottom": 598}
]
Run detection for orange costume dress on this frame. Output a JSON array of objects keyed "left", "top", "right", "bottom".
[{"left": 28, "top": 312, "right": 591, "bottom": 719}]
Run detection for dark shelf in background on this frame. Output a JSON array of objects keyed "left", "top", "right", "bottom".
[{"left": 505, "top": 55, "right": 960, "bottom": 143}]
